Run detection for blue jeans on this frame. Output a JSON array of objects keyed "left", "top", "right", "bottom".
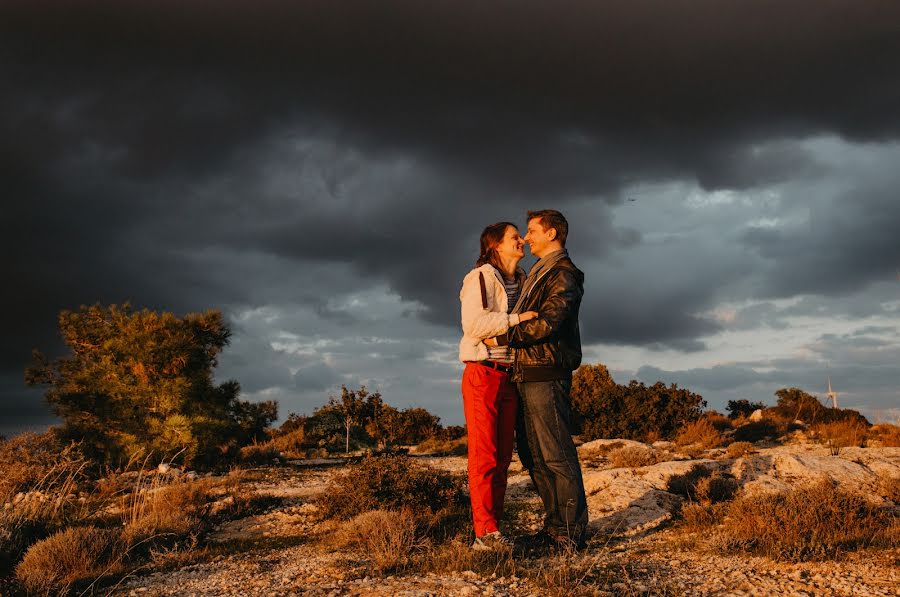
[{"left": 517, "top": 378, "right": 588, "bottom": 540}]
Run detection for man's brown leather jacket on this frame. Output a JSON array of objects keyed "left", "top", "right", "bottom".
[{"left": 495, "top": 254, "right": 583, "bottom": 383}]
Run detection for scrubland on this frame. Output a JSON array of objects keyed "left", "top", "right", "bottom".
[{"left": 2, "top": 415, "right": 899, "bottom": 596}]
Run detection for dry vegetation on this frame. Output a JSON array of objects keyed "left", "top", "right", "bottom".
[
  {"left": 607, "top": 446, "right": 667, "bottom": 469},
  {"left": 0, "top": 432, "right": 278, "bottom": 595},
  {"left": 715, "top": 479, "right": 899, "bottom": 561}
]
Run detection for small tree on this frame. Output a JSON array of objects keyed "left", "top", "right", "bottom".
[
  {"left": 25, "top": 304, "right": 276, "bottom": 468},
  {"left": 324, "top": 386, "right": 369, "bottom": 454},
  {"left": 726, "top": 399, "right": 768, "bottom": 419}
]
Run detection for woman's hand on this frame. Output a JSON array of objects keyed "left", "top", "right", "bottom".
[{"left": 518, "top": 311, "right": 539, "bottom": 322}]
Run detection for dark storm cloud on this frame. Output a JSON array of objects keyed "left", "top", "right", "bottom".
[{"left": 5, "top": 1, "right": 900, "bottom": 430}]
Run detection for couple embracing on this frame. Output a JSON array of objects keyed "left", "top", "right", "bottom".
[{"left": 459, "top": 209, "right": 588, "bottom": 552}]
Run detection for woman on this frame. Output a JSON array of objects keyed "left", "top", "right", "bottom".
[{"left": 459, "top": 222, "right": 538, "bottom": 550}]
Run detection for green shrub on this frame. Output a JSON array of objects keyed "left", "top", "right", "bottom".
[
  {"left": 26, "top": 304, "right": 277, "bottom": 469},
  {"left": 571, "top": 364, "right": 706, "bottom": 442},
  {"left": 316, "top": 455, "right": 466, "bottom": 520}
]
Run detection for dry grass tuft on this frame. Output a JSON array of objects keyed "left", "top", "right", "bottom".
[
  {"left": 876, "top": 474, "right": 900, "bottom": 504},
  {"left": 812, "top": 420, "right": 868, "bottom": 455},
  {"left": 668, "top": 464, "right": 738, "bottom": 505},
  {"left": 716, "top": 479, "right": 899, "bottom": 561},
  {"left": 15, "top": 526, "right": 121, "bottom": 595},
  {"left": 607, "top": 446, "right": 665, "bottom": 469},
  {"left": 238, "top": 440, "right": 281, "bottom": 464},
  {"left": 725, "top": 441, "right": 755, "bottom": 459},
  {"left": 675, "top": 419, "right": 725, "bottom": 450},
  {"left": 0, "top": 434, "right": 93, "bottom": 574},
  {"left": 413, "top": 435, "right": 468, "bottom": 456},
  {"left": 316, "top": 454, "right": 465, "bottom": 520},
  {"left": 868, "top": 423, "right": 900, "bottom": 447},
  {"left": 334, "top": 509, "right": 420, "bottom": 572},
  {"left": 418, "top": 539, "right": 517, "bottom": 578}
]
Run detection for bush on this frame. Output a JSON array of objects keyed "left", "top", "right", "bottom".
[
  {"left": 607, "top": 446, "right": 664, "bottom": 469},
  {"left": 668, "top": 465, "right": 738, "bottom": 505},
  {"left": 239, "top": 440, "right": 281, "bottom": 464},
  {"left": 120, "top": 473, "right": 217, "bottom": 556},
  {"left": 414, "top": 435, "right": 468, "bottom": 456},
  {"left": 716, "top": 479, "right": 899, "bottom": 561},
  {"left": 733, "top": 419, "right": 781, "bottom": 443},
  {"left": 725, "top": 441, "right": 755, "bottom": 459},
  {"left": 675, "top": 419, "right": 725, "bottom": 450},
  {"left": 726, "top": 400, "right": 767, "bottom": 419},
  {"left": 0, "top": 434, "right": 91, "bottom": 575},
  {"left": 336, "top": 509, "right": 419, "bottom": 572},
  {"left": 316, "top": 455, "right": 466, "bottom": 520},
  {"left": 812, "top": 420, "right": 868, "bottom": 454},
  {"left": 571, "top": 364, "right": 706, "bottom": 442},
  {"left": 15, "top": 526, "right": 121, "bottom": 595},
  {"left": 877, "top": 474, "right": 900, "bottom": 504},
  {"left": 868, "top": 424, "right": 900, "bottom": 447}
]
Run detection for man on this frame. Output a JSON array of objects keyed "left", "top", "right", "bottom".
[{"left": 487, "top": 209, "right": 588, "bottom": 549}]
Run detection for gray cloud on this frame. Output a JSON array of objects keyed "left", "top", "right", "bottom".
[{"left": 6, "top": 3, "right": 900, "bottom": 433}]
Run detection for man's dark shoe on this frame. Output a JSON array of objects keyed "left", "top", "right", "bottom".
[{"left": 514, "top": 529, "right": 556, "bottom": 555}]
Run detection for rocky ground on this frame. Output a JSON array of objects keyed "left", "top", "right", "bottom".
[{"left": 114, "top": 444, "right": 900, "bottom": 596}]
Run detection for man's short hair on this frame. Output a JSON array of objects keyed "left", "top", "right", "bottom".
[{"left": 527, "top": 209, "right": 568, "bottom": 246}]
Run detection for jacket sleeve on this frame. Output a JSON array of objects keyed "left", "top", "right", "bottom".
[
  {"left": 460, "top": 271, "right": 519, "bottom": 339},
  {"left": 495, "top": 269, "right": 582, "bottom": 348}
]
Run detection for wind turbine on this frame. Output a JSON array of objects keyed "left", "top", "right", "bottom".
[{"left": 826, "top": 375, "right": 839, "bottom": 409}]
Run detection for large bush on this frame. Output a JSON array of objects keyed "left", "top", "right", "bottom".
[
  {"left": 26, "top": 304, "right": 277, "bottom": 469},
  {"left": 572, "top": 364, "right": 706, "bottom": 441},
  {"left": 316, "top": 454, "right": 466, "bottom": 520}
]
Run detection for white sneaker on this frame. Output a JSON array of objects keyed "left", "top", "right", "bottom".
[{"left": 471, "top": 531, "right": 513, "bottom": 551}]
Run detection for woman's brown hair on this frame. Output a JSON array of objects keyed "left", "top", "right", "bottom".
[{"left": 475, "top": 221, "right": 518, "bottom": 274}]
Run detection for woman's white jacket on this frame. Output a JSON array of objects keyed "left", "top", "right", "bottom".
[{"left": 458, "top": 264, "right": 523, "bottom": 363}]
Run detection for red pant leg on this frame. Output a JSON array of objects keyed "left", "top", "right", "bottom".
[
  {"left": 461, "top": 362, "right": 508, "bottom": 537},
  {"left": 491, "top": 376, "right": 518, "bottom": 523}
]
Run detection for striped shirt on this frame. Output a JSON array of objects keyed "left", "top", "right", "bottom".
[{"left": 487, "top": 277, "right": 521, "bottom": 363}]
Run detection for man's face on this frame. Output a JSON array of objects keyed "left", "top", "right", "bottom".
[{"left": 524, "top": 218, "right": 555, "bottom": 258}]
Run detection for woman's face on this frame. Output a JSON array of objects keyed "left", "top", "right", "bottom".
[{"left": 496, "top": 225, "right": 525, "bottom": 261}]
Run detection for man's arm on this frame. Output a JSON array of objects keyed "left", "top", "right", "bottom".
[{"left": 494, "top": 269, "right": 583, "bottom": 348}]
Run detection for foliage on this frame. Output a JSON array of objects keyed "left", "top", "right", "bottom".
[
  {"left": 675, "top": 418, "right": 726, "bottom": 450},
  {"left": 812, "top": 420, "right": 868, "bottom": 455},
  {"left": 281, "top": 388, "right": 446, "bottom": 453},
  {"left": 26, "top": 304, "right": 277, "bottom": 468},
  {"left": 607, "top": 446, "right": 665, "bottom": 468},
  {"left": 572, "top": 363, "right": 707, "bottom": 441},
  {"left": 868, "top": 423, "right": 900, "bottom": 447},
  {"left": 772, "top": 388, "right": 870, "bottom": 426},
  {"left": 15, "top": 526, "right": 121, "bottom": 595},
  {"left": 726, "top": 399, "right": 767, "bottom": 419},
  {"left": 334, "top": 509, "right": 420, "bottom": 572},
  {"left": 725, "top": 441, "right": 755, "bottom": 458},
  {"left": 315, "top": 455, "right": 466, "bottom": 520},
  {"left": 715, "top": 479, "right": 899, "bottom": 561},
  {"left": 0, "top": 434, "right": 92, "bottom": 576},
  {"left": 668, "top": 465, "right": 738, "bottom": 505},
  {"left": 732, "top": 419, "right": 781, "bottom": 443}
]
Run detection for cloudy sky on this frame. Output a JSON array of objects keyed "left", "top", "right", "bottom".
[{"left": 3, "top": 1, "right": 900, "bottom": 437}]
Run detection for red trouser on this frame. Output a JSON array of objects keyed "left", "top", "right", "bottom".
[{"left": 461, "top": 362, "right": 518, "bottom": 537}]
